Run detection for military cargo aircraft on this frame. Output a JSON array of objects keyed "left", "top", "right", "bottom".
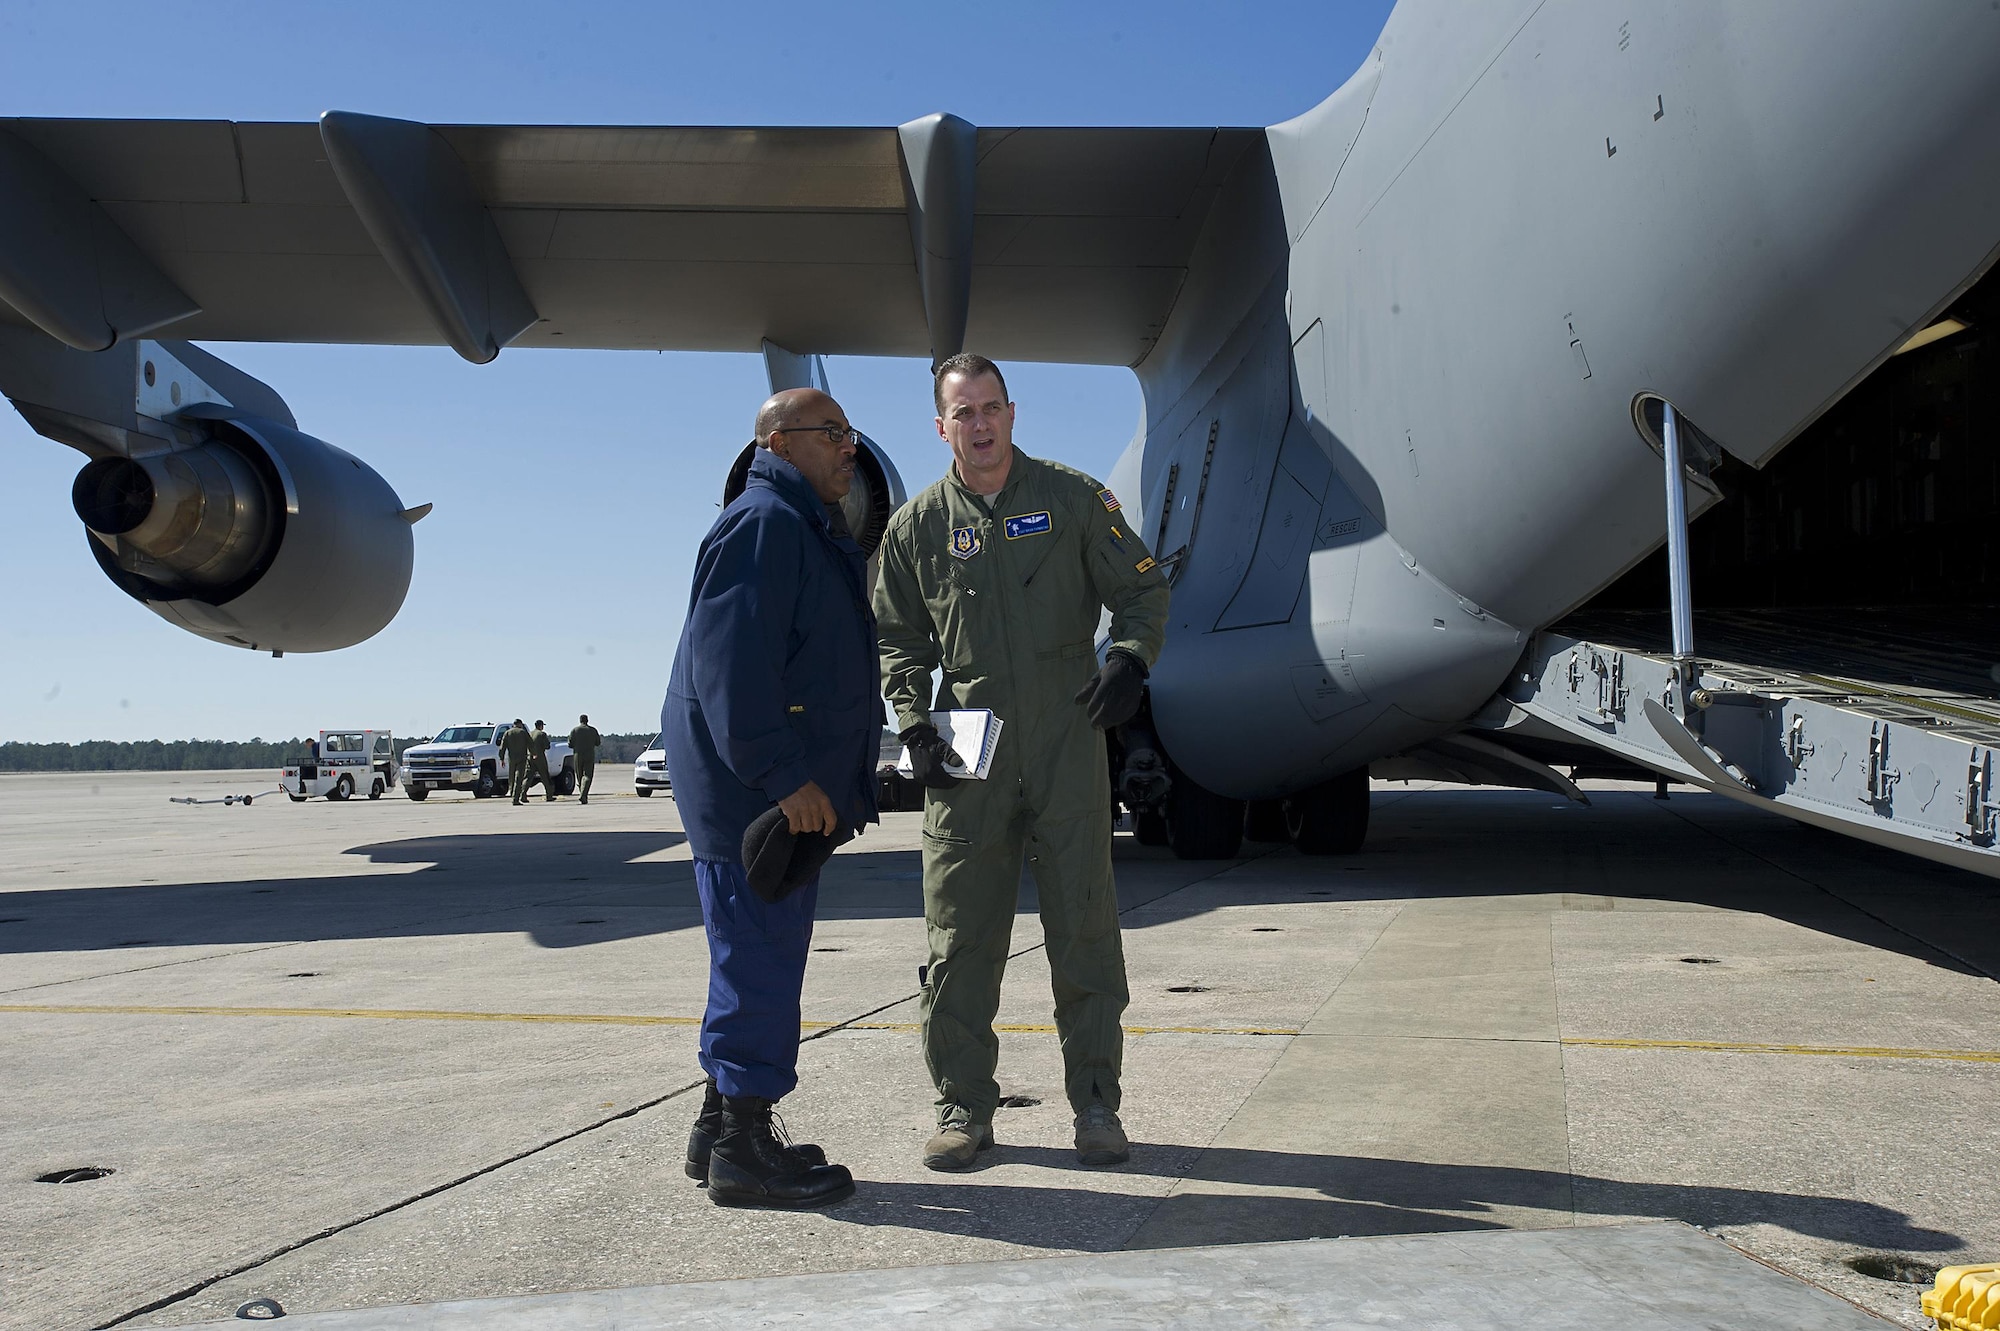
[{"left": 1, "top": 1, "right": 1996, "bottom": 873}]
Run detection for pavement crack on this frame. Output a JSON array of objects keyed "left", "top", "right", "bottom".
[
  {"left": 1550, "top": 910, "right": 1580, "bottom": 1227},
  {"left": 93, "top": 1078, "right": 709, "bottom": 1329},
  {"left": 0, "top": 941, "right": 308, "bottom": 997}
]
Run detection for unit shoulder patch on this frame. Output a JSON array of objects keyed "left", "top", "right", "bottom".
[
  {"left": 948, "top": 525, "right": 981, "bottom": 560},
  {"left": 1003, "top": 511, "right": 1052, "bottom": 540}
]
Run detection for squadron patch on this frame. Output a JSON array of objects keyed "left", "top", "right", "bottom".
[
  {"left": 948, "top": 525, "right": 981, "bottom": 559},
  {"left": 1004, "top": 511, "right": 1052, "bottom": 540},
  {"left": 1135, "top": 556, "right": 1157, "bottom": 573},
  {"left": 1099, "top": 489, "right": 1121, "bottom": 512}
]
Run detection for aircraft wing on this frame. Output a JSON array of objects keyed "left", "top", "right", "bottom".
[{"left": 0, "top": 116, "right": 1260, "bottom": 366}]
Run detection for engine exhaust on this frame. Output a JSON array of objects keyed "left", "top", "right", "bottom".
[{"left": 72, "top": 443, "right": 277, "bottom": 595}]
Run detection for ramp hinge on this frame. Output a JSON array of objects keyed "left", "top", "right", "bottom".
[
  {"left": 1867, "top": 721, "right": 1901, "bottom": 808},
  {"left": 1968, "top": 746, "right": 1997, "bottom": 847}
]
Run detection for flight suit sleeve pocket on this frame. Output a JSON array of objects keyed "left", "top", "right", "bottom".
[{"left": 921, "top": 555, "right": 975, "bottom": 672}]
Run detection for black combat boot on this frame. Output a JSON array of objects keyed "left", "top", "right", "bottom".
[
  {"left": 684, "top": 1078, "right": 827, "bottom": 1180},
  {"left": 706, "top": 1096, "right": 854, "bottom": 1209}
]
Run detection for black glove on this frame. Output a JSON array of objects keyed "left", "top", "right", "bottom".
[
  {"left": 899, "top": 721, "right": 963, "bottom": 789},
  {"left": 1073, "top": 649, "right": 1147, "bottom": 729}
]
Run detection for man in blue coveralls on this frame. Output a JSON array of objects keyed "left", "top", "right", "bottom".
[{"left": 660, "top": 386, "right": 879, "bottom": 1210}]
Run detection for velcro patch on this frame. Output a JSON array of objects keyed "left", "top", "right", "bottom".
[
  {"left": 1004, "top": 511, "right": 1052, "bottom": 539},
  {"left": 1135, "top": 556, "right": 1156, "bottom": 573},
  {"left": 1100, "top": 489, "right": 1121, "bottom": 512}
]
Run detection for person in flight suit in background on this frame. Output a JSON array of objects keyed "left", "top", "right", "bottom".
[
  {"left": 569, "top": 714, "right": 602, "bottom": 805},
  {"left": 874, "top": 352, "right": 1171, "bottom": 1173},
  {"left": 660, "top": 386, "right": 880, "bottom": 1210},
  {"left": 502, "top": 719, "right": 532, "bottom": 805},
  {"left": 527, "top": 719, "right": 555, "bottom": 801}
]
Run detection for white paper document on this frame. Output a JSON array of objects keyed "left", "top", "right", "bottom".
[{"left": 894, "top": 709, "right": 1004, "bottom": 780}]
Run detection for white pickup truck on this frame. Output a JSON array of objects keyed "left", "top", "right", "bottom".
[{"left": 400, "top": 723, "right": 574, "bottom": 801}]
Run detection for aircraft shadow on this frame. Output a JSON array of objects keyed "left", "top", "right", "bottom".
[
  {"left": 1, "top": 791, "right": 1990, "bottom": 974},
  {"left": 1115, "top": 788, "right": 2000, "bottom": 978},
  {"left": 0, "top": 838, "right": 942, "bottom": 954},
  {"left": 821, "top": 1142, "right": 1964, "bottom": 1257}
]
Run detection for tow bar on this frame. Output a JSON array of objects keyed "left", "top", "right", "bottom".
[{"left": 167, "top": 789, "right": 281, "bottom": 808}]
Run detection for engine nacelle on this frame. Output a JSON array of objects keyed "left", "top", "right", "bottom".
[
  {"left": 721, "top": 432, "right": 906, "bottom": 554},
  {"left": 71, "top": 415, "right": 419, "bottom": 653}
]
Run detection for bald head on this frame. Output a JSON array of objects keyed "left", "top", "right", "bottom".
[
  {"left": 754, "top": 386, "right": 858, "bottom": 504},
  {"left": 754, "top": 388, "right": 840, "bottom": 446}
]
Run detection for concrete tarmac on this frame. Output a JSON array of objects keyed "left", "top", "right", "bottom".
[{"left": 1, "top": 769, "right": 1995, "bottom": 1328}]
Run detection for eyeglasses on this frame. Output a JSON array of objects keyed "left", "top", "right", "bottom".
[{"left": 773, "top": 425, "right": 861, "bottom": 447}]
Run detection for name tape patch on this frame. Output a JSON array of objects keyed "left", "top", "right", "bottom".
[
  {"left": 1004, "top": 511, "right": 1052, "bottom": 540},
  {"left": 1100, "top": 489, "right": 1121, "bottom": 512}
]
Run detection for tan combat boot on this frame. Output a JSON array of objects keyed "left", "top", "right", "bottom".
[
  {"left": 1074, "top": 1103, "right": 1129, "bottom": 1166},
  {"left": 922, "top": 1118, "right": 995, "bottom": 1171}
]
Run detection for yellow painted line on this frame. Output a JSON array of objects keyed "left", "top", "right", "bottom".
[
  {"left": 0, "top": 1003, "right": 1296, "bottom": 1038},
  {"left": 1564, "top": 1037, "right": 2000, "bottom": 1064},
  {"left": 832, "top": 1021, "right": 1299, "bottom": 1037},
  {"left": 17, "top": 1006, "right": 1986, "bottom": 1059}
]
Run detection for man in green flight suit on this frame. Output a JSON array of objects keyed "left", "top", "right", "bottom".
[
  {"left": 502, "top": 719, "right": 532, "bottom": 804},
  {"left": 527, "top": 719, "right": 556, "bottom": 802},
  {"left": 569, "top": 714, "right": 601, "bottom": 805},
  {"left": 875, "top": 352, "right": 1171, "bottom": 1172}
]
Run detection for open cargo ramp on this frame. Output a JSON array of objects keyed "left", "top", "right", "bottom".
[{"left": 1479, "top": 608, "right": 2000, "bottom": 880}]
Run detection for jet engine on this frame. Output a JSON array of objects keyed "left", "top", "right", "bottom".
[
  {"left": 70, "top": 415, "right": 421, "bottom": 654},
  {"left": 720, "top": 431, "right": 906, "bottom": 554}
]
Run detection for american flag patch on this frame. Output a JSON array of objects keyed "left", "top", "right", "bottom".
[{"left": 1099, "top": 489, "right": 1121, "bottom": 512}]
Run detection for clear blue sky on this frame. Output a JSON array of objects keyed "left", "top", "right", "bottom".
[{"left": 0, "top": 0, "right": 1394, "bottom": 744}]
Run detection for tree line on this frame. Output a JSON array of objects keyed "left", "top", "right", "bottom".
[{"left": 0, "top": 733, "right": 660, "bottom": 772}]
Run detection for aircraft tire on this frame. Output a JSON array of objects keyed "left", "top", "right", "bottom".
[
  {"left": 406, "top": 787, "right": 429, "bottom": 801},
  {"left": 1133, "top": 810, "right": 1168, "bottom": 846},
  {"left": 1243, "top": 799, "right": 1289, "bottom": 843},
  {"left": 1168, "top": 776, "right": 1243, "bottom": 860},
  {"left": 1287, "top": 769, "right": 1369, "bottom": 856}
]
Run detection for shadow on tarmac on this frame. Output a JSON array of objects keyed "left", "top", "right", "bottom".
[
  {"left": 0, "top": 839, "right": 946, "bottom": 954},
  {"left": 2, "top": 790, "right": 1996, "bottom": 972},
  {"left": 819, "top": 1143, "right": 1966, "bottom": 1257}
]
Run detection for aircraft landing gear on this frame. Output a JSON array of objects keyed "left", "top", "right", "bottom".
[
  {"left": 1243, "top": 799, "right": 1289, "bottom": 843},
  {"left": 1167, "top": 770, "right": 1244, "bottom": 860},
  {"left": 1286, "top": 769, "right": 1369, "bottom": 856}
]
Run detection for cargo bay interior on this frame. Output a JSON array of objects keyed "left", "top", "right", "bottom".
[{"left": 1562, "top": 260, "right": 1999, "bottom": 718}]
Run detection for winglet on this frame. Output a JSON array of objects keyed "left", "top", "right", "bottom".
[{"left": 402, "top": 503, "right": 433, "bottom": 525}]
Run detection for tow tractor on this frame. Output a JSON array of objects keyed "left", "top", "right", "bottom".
[{"left": 281, "top": 729, "right": 399, "bottom": 802}]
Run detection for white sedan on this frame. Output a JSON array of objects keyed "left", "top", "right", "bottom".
[{"left": 634, "top": 737, "right": 671, "bottom": 797}]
